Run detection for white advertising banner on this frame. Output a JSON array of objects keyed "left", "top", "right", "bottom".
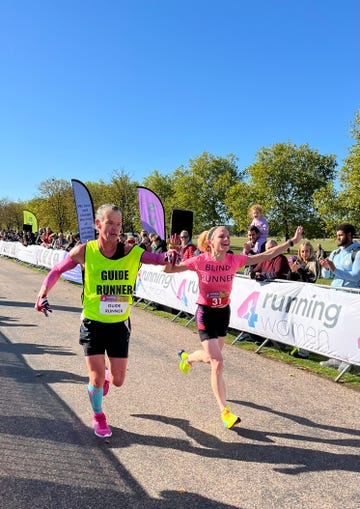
[
  {"left": 135, "top": 264, "right": 199, "bottom": 313},
  {"left": 13, "top": 244, "right": 39, "bottom": 266},
  {"left": 135, "top": 265, "right": 360, "bottom": 366},
  {"left": 231, "top": 278, "right": 360, "bottom": 365}
]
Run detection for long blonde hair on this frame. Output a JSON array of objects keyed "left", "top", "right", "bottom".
[
  {"left": 297, "top": 241, "right": 316, "bottom": 261},
  {"left": 197, "top": 230, "right": 211, "bottom": 252}
]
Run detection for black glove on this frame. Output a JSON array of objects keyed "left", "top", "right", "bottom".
[{"left": 35, "top": 296, "right": 52, "bottom": 317}]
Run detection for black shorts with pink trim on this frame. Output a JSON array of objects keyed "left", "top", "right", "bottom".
[{"left": 195, "top": 304, "right": 230, "bottom": 341}]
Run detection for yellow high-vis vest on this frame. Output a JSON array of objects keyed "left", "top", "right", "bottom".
[{"left": 83, "top": 240, "right": 143, "bottom": 323}]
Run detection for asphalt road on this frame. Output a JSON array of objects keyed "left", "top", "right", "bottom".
[{"left": 0, "top": 256, "right": 359, "bottom": 509}]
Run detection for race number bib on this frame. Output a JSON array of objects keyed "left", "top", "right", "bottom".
[
  {"left": 100, "top": 295, "right": 129, "bottom": 315},
  {"left": 205, "top": 292, "right": 230, "bottom": 308}
]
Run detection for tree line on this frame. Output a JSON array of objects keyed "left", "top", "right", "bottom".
[{"left": 1, "top": 110, "right": 359, "bottom": 240}]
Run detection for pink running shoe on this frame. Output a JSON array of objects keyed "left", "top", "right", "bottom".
[
  {"left": 103, "top": 368, "right": 110, "bottom": 397},
  {"left": 93, "top": 412, "right": 112, "bottom": 438}
]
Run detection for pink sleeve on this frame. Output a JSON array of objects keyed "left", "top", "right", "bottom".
[
  {"left": 140, "top": 251, "right": 167, "bottom": 265},
  {"left": 234, "top": 254, "right": 248, "bottom": 269},
  {"left": 183, "top": 257, "right": 198, "bottom": 271},
  {"left": 42, "top": 255, "right": 78, "bottom": 292}
]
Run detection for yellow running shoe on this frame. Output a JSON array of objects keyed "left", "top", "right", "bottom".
[
  {"left": 178, "top": 349, "right": 191, "bottom": 375},
  {"left": 221, "top": 405, "right": 241, "bottom": 429}
]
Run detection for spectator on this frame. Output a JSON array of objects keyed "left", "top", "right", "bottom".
[
  {"left": 250, "top": 239, "right": 290, "bottom": 281},
  {"left": 139, "top": 235, "right": 152, "bottom": 252},
  {"left": 243, "top": 226, "right": 263, "bottom": 255},
  {"left": 179, "top": 230, "right": 196, "bottom": 260},
  {"left": 119, "top": 233, "right": 127, "bottom": 245},
  {"left": 139, "top": 230, "right": 149, "bottom": 246},
  {"left": 151, "top": 235, "right": 167, "bottom": 253},
  {"left": 286, "top": 241, "right": 320, "bottom": 359},
  {"left": 316, "top": 242, "right": 331, "bottom": 278},
  {"left": 316, "top": 243, "right": 327, "bottom": 260},
  {"left": 41, "top": 227, "right": 54, "bottom": 248},
  {"left": 249, "top": 204, "right": 269, "bottom": 252},
  {"left": 149, "top": 232, "right": 157, "bottom": 246},
  {"left": 52, "top": 232, "right": 68, "bottom": 250},
  {"left": 66, "top": 233, "right": 80, "bottom": 251},
  {"left": 64, "top": 233, "right": 74, "bottom": 250},
  {"left": 319, "top": 223, "right": 360, "bottom": 371},
  {"left": 35, "top": 228, "right": 45, "bottom": 245},
  {"left": 21, "top": 230, "right": 36, "bottom": 246},
  {"left": 242, "top": 240, "right": 290, "bottom": 347},
  {"left": 243, "top": 225, "right": 263, "bottom": 275},
  {"left": 126, "top": 235, "right": 137, "bottom": 248},
  {"left": 287, "top": 241, "right": 320, "bottom": 283}
]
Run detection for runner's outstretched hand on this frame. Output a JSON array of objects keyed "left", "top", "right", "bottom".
[
  {"left": 35, "top": 296, "right": 52, "bottom": 317},
  {"left": 164, "top": 248, "right": 180, "bottom": 268}
]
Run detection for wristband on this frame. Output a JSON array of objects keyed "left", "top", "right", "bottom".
[{"left": 288, "top": 240, "right": 294, "bottom": 247}]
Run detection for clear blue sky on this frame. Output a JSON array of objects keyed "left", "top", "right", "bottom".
[{"left": 0, "top": 0, "right": 358, "bottom": 202}]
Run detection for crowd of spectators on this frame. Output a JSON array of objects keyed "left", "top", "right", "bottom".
[
  {"left": 0, "top": 229, "right": 24, "bottom": 242},
  {"left": 121, "top": 230, "right": 168, "bottom": 254},
  {"left": 0, "top": 228, "right": 80, "bottom": 251},
  {"left": 0, "top": 226, "right": 172, "bottom": 254}
]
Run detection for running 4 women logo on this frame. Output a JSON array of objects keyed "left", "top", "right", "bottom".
[
  {"left": 176, "top": 279, "right": 188, "bottom": 306},
  {"left": 237, "top": 291, "right": 260, "bottom": 328},
  {"left": 135, "top": 269, "right": 144, "bottom": 294}
]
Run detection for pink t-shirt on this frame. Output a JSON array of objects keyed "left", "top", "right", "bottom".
[{"left": 184, "top": 252, "right": 248, "bottom": 307}]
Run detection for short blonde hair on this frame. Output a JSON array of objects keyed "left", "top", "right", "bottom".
[{"left": 249, "top": 204, "right": 263, "bottom": 217}]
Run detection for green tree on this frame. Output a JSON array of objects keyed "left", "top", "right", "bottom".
[
  {"left": 170, "top": 152, "right": 243, "bottom": 234},
  {"left": 313, "top": 183, "right": 345, "bottom": 236},
  {"left": 338, "top": 109, "right": 360, "bottom": 226},
  {"left": 0, "top": 199, "right": 23, "bottom": 230},
  {"left": 86, "top": 180, "right": 111, "bottom": 213},
  {"left": 108, "top": 170, "right": 139, "bottom": 233},
  {"left": 224, "top": 181, "right": 252, "bottom": 234},
  {"left": 37, "top": 178, "right": 75, "bottom": 232},
  {"left": 243, "top": 142, "right": 337, "bottom": 239},
  {"left": 313, "top": 110, "right": 360, "bottom": 235}
]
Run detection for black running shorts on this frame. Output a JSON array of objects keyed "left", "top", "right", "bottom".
[
  {"left": 195, "top": 304, "right": 230, "bottom": 341},
  {"left": 79, "top": 317, "right": 131, "bottom": 357}
]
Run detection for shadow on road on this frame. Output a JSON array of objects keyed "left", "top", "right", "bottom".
[
  {"left": 0, "top": 332, "right": 240, "bottom": 509},
  {"left": 127, "top": 413, "right": 360, "bottom": 475}
]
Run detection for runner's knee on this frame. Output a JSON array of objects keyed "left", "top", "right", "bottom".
[
  {"left": 210, "top": 357, "right": 223, "bottom": 373},
  {"left": 112, "top": 372, "right": 126, "bottom": 387}
]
